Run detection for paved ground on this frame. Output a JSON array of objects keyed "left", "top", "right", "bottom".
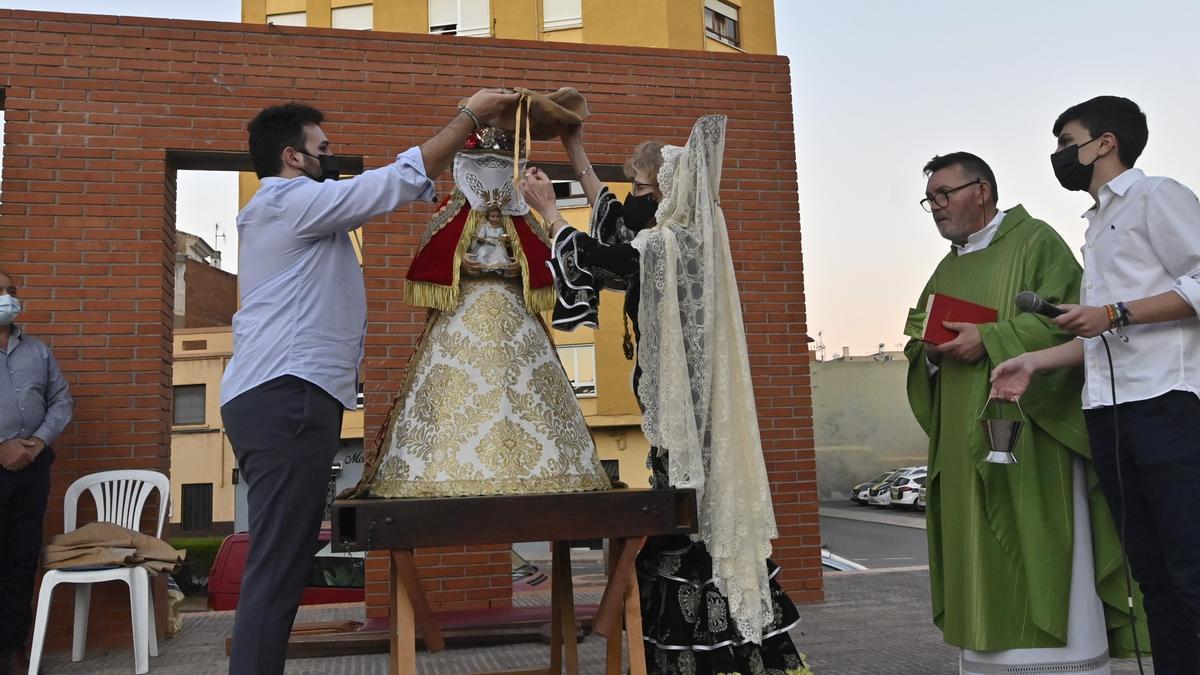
[
  {"left": 819, "top": 517, "right": 928, "bottom": 569},
  {"left": 33, "top": 568, "right": 1154, "bottom": 674}
]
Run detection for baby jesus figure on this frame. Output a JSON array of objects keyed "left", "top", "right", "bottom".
[{"left": 469, "top": 207, "right": 514, "bottom": 272}]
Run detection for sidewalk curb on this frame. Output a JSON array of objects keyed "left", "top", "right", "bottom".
[{"left": 819, "top": 507, "right": 928, "bottom": 530}]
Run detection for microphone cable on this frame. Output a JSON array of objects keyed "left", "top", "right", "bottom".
[{"left": 1099, "top": 333, "right": 1146, "bottom": 675}]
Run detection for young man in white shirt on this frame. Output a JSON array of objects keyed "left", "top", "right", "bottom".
[
  {"left": 220, "top": 89, "right": 518, "bottom": 675},
  {"left": 992, "top": 95, "right": 1200, "bottom": 672}
]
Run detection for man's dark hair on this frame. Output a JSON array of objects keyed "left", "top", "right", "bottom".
[
  {"left": 1053, "top": 96, "right": 1148, "bottom": 168},
  {"left": 247, "top": 103, "right": 325, "bottom": 179},
  {"left": 923, "top": 152, "right": 999, "bottom": 205}
]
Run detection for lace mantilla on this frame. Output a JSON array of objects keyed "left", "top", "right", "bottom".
[{"left": 632, "top": 115, "right": 779, "bottom": 643}]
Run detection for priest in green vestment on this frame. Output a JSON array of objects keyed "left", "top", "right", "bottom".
[{"left": 903, "top": 152, "right": 1148, "bottom": 670}]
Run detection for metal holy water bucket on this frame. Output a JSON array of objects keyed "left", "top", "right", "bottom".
[
  {"left": 978, "top": 398, "right": 1026, "bottom": 465},
  {"left": 980, "top": 417, "right": 1022, "bottom": 464}
]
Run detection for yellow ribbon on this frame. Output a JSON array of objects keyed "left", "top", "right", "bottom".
[{"left": 513, "top": 93, "right": 531, "bottom": 186}]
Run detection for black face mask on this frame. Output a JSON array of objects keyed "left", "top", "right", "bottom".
[
  {"left": 622, "top": 192, "right": 658, "bottom": 231},
  {"left": 294, "top": 148, "right": 341, "bottom": 182},
  {"left": 1050, "top": 136, "right": 1101, "bottom": 192}
]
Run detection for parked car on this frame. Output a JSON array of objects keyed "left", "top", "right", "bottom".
[
  {"left": 209, "top": 527, "right": 543, "bottom": 610},
  {"left": 821, "top": 548, "right": 867, "bottom": 572},
  {"left": 849, "top": 471, "right": 893, "bottom": 504},
  {"left": 916, "top": 484, "right": 927, "bottom": 510},
  {"left": 209, "top": 526, "right": 364, "bottom": 610},
  {"left": 889, "top": 474, "right": 927, "bottom": 508},
  {"left": 867, "top": 466, "right": 927, "bottom": 507}
]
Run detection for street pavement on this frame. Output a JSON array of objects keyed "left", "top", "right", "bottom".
[{"left": 29, "top": 499, "right": 1153, "bottom": 674}]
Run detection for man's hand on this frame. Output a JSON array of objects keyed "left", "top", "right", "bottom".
[
  {"left": 938, "top": 321, "right": 986, "bottom": 362},
  {"left": 519, "top": 167, "right": 559, "bottom": 218},
  {"left": 502, "top": 261, "right": 521, "bottom": 279},
  {"left": 990, "top": 354, "right": 1037, "bottom": 401},
  {"left": 0, "top": 438, "right": 35, "bottom": 471},
  {"left": 464, "top": 89, "right": 521, "bottom": 126},
  {"left": 1053, "top": 304, "right": 1111, "bottom": 338}
]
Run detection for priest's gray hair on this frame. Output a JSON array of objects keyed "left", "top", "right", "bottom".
[{"left": 923, "top": 151, "right": 999, "bottom": 206}]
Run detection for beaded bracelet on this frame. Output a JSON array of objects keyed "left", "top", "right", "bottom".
[
  {"left": 457, "top": 105, "right": 481, "bottom": 129},
  {"left": 1115, "top": 301, "right": 1133, "bottom": 327}
]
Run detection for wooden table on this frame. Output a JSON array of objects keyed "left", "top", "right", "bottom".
[{"left": 331, "top": 488, "right": 697, "bottom": 675}]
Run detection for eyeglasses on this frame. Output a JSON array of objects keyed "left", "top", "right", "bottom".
[
  {"left": 632, "top": 181, "right": 657, "bottom": 195},
  {"left": 919, "top": 179, "right": 982, "bottom": 213}
]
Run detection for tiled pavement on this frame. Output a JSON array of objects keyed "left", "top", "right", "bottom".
[{"left": 33, "top": 568, "right": 1154, "bottom": 674}]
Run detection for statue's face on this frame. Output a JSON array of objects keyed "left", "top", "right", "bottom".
[{"left": 487, "top": 210, "right": 501, "bottom": 225}]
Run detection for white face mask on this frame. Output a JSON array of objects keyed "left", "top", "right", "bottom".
[{"left": 0, "top": 295, "right": 21, "bottom": 325}]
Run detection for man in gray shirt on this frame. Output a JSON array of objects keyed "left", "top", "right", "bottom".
[
  {"left": 221, "top": 89, "right": 518, "bottom": 675},
  {"left": 0, "top": 269, "right": 73, "bottom": 675}
]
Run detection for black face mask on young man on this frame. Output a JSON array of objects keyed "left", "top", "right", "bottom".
[
  {"left": 622, "top": 192, "right": 658, "bottom": 231},
  {"left": 294, "top": 148, "right": 341, "bottom": 182},
  {"left": 1050, "top": 136, "right": 1101, "bottom": 192}
]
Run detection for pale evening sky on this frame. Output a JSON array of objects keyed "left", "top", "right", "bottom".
[{"left": 3, "top": 1, "right": 1200, "bottom": 355}]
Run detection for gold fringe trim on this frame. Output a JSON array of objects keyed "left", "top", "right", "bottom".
[
  {"left": 405, "top": 211, "right": 482, "bottom": 311},
  {"left": 503, "top": 215, "right": 555, "bottom": 314},
  {"left": 407, "top": 209, "right": 553, "bottom": 314}
]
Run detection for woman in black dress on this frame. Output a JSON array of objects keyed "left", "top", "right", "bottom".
[{"left": 521, "top": 116, "right": 812, "bottom": 675}]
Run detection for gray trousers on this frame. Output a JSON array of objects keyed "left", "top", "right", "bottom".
[{"left": 221, "top": 375, "right": 343, "bottom": 675}]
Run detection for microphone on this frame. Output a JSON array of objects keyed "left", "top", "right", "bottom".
[{"left": 1015, "top": 291, "right": 1066, "bottom": 318}]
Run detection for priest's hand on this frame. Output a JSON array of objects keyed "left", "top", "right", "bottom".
[
  {"left": 1053, "top": 304, "right": 1110, "bottom": 338},
  {"left": 937, "top": 321, "right": 986, "bottom": 362},
  {"left": 502, "top": 261, "right": 521, "bottom": 278},
  {"left": 990, "top": 354, "right": 1036, "bottom": 401}
]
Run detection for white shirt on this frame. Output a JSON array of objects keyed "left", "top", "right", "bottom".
[
  {"left": 953, "top": 209, "right": 1005, "bottom": 256},
  {"left": 1079, "top": 168, "right": 1200, "bottom": 408},
  {"left": 221, "top": 147, "right": 436, "bottom": 409}
]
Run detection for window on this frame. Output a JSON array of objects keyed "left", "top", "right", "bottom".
[
  {"left": 543, "top": 0, "right": 582, "bottom": 31},
  {"left": 428, "top": 0, "right": 490, "bottom": 37},
  {"left": 552, "top": 179, "right": 588, "bottom": 208},
  {"left": 266, "top": 11, "right": 306, "bottom": 26},
  {"left": 601, "top": 459, "right": 620, "bottom": 482},
  {"left": 556, "top": 344, "right": 596, "bottom": 397},
  {"left": 332, "top": 4, "right": 373, "bottom": 30},
  {"left": 704, "top": 0, "right": 739, "bottom": 48},
  {"left": 181, "top": 483, "right": 214, "bottom": 532},
  {"left": 173, "top": 384, "right": 206, "bottom": 425}
]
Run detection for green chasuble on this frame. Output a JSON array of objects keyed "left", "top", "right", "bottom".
[{"left": 903, "top": 205, "right": 1148, "bottom": 655}]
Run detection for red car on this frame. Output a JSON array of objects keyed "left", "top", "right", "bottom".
[{"left": 207, "top": 525, "right": 365, "bottom": 610}]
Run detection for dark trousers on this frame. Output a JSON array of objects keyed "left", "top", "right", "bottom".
[
  {"left": 221, "top": 376, "right": 343, "bottom": 675},
  {"left": 0, "top": 446, "right": 54, "bottom": 657},
  {"left": 1084, "top": 390, "right": 1200, "bottom": 674}
]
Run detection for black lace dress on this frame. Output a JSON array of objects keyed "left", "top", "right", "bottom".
[{"left": 548, "top": 188, "right": 812, "bottom": 675}]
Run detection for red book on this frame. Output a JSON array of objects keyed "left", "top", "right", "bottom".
[{"left": 921, "top": 293, "right": 998, "bottom": 345}]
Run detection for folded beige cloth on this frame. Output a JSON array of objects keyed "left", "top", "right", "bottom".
[{"left": 44, "top": 522, "right": 186, "bottom": 574}]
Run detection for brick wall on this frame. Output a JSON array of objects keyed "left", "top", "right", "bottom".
[
  {"left": 0, "top": 8, "right": 819, "bottom": 649},
  {"left": 178, "top": 258, "right": 236, "bottom": 328}
]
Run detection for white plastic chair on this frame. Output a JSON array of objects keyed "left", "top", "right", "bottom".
[{"left": 28, "top": 470, "right": 171, "bottom": 675}]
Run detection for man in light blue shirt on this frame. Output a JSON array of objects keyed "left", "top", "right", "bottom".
[
  {"left": 220, "top": 89, "right": 517, "bottom": 675},
  {"left": 0, "top": 269, "right": 73, "bottom": 675}
]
